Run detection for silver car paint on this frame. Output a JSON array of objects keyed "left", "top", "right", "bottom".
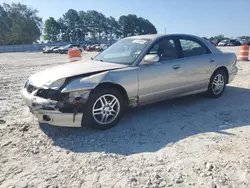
[
  {"left": 61, "top": 67, "right": 139, "bottom": 104},
  {"left": 21, "top": 34, "right": 238, "bottom": 127},
  {"left": 28, "top": 60, "right": 128, "bottom": 88},
  {"left": 137, "top": 54, "right": 213, "bottom": 103}
]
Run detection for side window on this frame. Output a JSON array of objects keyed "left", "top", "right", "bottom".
[
  {"left": 147, "top": 38, "right": 178, "bottom": 61},
  {"left": 180, "top": 39, "right": 208, "bottom": 57}
]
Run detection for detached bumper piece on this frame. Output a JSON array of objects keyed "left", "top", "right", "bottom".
[{"left": 21, "top": 88, "right": 82, "bottom": 127}]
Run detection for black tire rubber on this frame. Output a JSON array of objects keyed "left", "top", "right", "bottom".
[
  {"left": 205, "top": 69, "right": 227, "bottom": 98},
  {"left": 81, "top": 88, "right": 125, "bottom": 130}
]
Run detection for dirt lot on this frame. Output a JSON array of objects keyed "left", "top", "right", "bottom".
[{"left": 0, "top": 47, "right": 250, "bottom": 188}]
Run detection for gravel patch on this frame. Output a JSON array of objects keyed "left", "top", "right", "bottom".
[{"left": 0, "top": 48, "right": 250, "bottom": 187}]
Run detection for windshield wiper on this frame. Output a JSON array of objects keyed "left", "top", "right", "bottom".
[{"left": 91, "top": 57, "right": 105, "bottom": 62}]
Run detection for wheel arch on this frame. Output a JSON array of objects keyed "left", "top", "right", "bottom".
[
  {"left": 213, "top": 66, "right": 229, "bottom": 83},
  {"left": 94, "top": 82, "right": 129, "bottom": 105}
]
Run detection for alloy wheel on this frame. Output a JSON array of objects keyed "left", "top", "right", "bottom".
[
  {"left": 212, "top": 74, "right": 225, "bottom": 95},
  {"left": 92, "top": 94, "right": 120, "bottom": 125}
]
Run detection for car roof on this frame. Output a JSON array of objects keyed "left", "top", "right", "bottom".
[
  {"left": 126, "top": 33, "right": 208, "bottom": 40},
  {"left": 126, "top": 33, "right": 221, "bottom": 54}
]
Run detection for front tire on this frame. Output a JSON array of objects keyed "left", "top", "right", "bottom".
[
  {"left": 82, "top": 88, "right": 125, "bottom": 130},
  {"left": 205, "top": 70, "right": 227, "bottom": 98}
]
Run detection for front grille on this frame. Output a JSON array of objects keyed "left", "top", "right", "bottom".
[{"left": 26, "top": 83, "right": 36, "bottom": 93}]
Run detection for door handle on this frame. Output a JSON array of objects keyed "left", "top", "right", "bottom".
[{"left": 172, "top": 65, "right": 180, "bottom": 70}]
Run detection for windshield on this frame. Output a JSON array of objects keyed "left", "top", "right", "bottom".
[{"left": 93, "top": 38, "right": 151, "bottom": 65}]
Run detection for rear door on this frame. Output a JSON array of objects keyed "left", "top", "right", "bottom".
[{"left": 176, "top": 36, "right": 217, "bottom": 91}]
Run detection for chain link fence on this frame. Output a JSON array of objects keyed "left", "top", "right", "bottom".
[{"left": 0, "top": 42, "right": 67, "bottom": 53}]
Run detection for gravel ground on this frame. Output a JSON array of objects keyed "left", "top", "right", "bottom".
[{"left": 0, "top": 47, "right": 250, "bottom": 188}]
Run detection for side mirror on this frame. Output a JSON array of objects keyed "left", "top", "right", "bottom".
[{"left": 144, "top": 54, "right": 159, "bottom": 64}]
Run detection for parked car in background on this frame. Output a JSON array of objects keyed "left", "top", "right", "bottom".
[
  {"left": 85, "top": 45, "right": 91, "bottom": 51},
  {"left": 227, "top": 39, "right": 241, "bottom": 46},
  {"left": 98, "top": 44, "right": 108, "bottom": 52},
  {"left": 95, "top": 44, "right": 101, "bottom": 51},
  {"left": 81, "top": 44, "right": 87, "bottom": 51},
  {"left": 218, "top": 40, "right": 229, "bottom": 46},
  {"left": 22, "top": 34, "right": 238, "bottom": 130},
  {"left": 53, "top": 46, "right": 64, "bottom": 53},
  {"left": 60, "top": 44, "right": 83, "bottom": 54},
  {"left": 86, "top": 44, "right": 99, "bottom": 52},
  {"left": 43, "top": 46, "right": 59, "bottom": 53},
  {"left": 240, "top": 40, "right": 250, "bottom": 45}
]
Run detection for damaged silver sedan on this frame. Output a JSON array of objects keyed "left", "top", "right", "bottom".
[{"left": 21, "top": 34, "right": 238, "bottom": 130}]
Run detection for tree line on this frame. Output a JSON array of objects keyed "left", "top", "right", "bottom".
[
  {"left": 0, "top": 2, "right": 157, "bottom": 45},
  {"left": 44, "top": 9, "right": 158, "bottom": 42},
  {"left": 0, "top": 2, "right": 249, "bottom": 45},
  {"left": 0, "top": 3, "right": 42, "bottom": 45}
]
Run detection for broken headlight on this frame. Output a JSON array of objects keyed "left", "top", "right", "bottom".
[{"left": 68, "top": 90, "right": 91, "bottom": 104}]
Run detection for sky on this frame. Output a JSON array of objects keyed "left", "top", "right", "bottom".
[{"left": 1, "top": 0, "right": 250, "bottom": 38}]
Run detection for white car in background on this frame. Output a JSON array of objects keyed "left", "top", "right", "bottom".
[{"left": 218, "top": 40, "right": 229, "bottom": 46}]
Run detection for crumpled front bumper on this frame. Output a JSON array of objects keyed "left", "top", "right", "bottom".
[{"left": 21, "top": 88, "right": 82, "bottom": 127}]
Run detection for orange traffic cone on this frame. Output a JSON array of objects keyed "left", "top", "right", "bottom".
[
  {"left": 239, "top": 45, "right": 249, "bottom": 61},
  {"left": 68, "top": 47, "right": 82, "bottom": 62}
]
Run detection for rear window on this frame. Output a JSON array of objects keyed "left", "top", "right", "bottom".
[{"left": 180, "top": 39, "right": 208, "bottom": 57}]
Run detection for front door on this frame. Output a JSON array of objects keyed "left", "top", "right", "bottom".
[{"left": 138, "top": 37, "right": 186, "bottom": 104}]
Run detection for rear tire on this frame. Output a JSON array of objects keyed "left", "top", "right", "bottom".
[
  {"left": 81, "top": 88, "right": 125, "bottom": 130},
  {"left": 205, "top": 69, "right": 227, "bottom": 98}
]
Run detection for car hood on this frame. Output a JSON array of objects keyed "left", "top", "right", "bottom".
[{"left": 28, "top": 60, "right": 128, "bottom": 87}]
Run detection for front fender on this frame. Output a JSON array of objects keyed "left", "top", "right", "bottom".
[
  {"left": 61, "top": 71, "right": 108, "bottom": 93},
  {"left": 61, "top": 67, "right": 139, "bottom": 101}
]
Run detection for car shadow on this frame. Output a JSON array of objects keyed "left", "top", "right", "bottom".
[{"left": 40, "top": 86, "right": 250, "bottom": 155}]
